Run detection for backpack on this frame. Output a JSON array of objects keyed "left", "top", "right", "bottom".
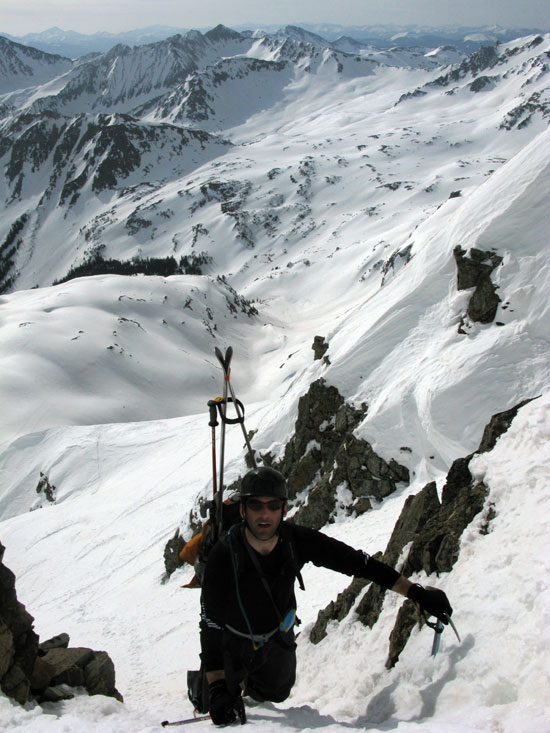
[{"left": 179, "top": 494, "right": 242, "bottom": 588}]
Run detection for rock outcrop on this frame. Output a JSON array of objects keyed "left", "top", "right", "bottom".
[
  {"left": 309, "top": 398, "right": 535, "bottom": 668},
  {"left": 273, "top": 379, "right": 408, "bottom": 529},
  {"left": 0, "top": 544, "right": 39, "bottom": 703},
  {"left": 0, "top": 543, "right": 122, "bottom": 705},
  {"left": 454, "top": 245, "right": 503, "bottom": 328},
  {"left": 311, "top": 335, "right": 329, "bottom": 362}
]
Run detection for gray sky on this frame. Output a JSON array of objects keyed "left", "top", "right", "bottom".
[{"left": 1, "top": 0, "right": 549, "bottom": 36}]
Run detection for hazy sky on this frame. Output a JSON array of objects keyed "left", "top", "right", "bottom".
[{"left": 1, "top": 0, "right": 549, "bottom": 36}]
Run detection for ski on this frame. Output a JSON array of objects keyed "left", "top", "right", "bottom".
[
  {"left": 214, "top": 345, "right": 233, "bottom": 377},
  {"left": 161, "top": 714, "right": 211, "bottom": 727},
  {"left": 214, "top": 347, "right": 232, "bottom": 537},
  {"left": 214, "top": 346, "right": 256, "bottom": 470},
  {"left": 211, "top": 347, "right": 257, "bottom": 538}
]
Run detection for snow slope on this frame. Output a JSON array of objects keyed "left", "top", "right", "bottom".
[
  {"left": 0, "top": 385, "right": 548, "bottom": 732},
  {"left": 0, "top": 28, "right": 549, "bottom": 733}
]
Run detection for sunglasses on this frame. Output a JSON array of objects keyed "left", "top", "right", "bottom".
[{"left": 245, "top": 499, "right": 284, "bottom": 512}]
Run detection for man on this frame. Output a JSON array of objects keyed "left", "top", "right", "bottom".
[{"left": 199, "top": 466, "right": 452, "bottom": 725}]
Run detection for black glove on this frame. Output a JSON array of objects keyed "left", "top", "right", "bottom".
[
  {"left": 407, "top": 583, "right": 453, "bottom": 624},
  {"left": 208, "top": 680, "right": 238, "bottom": 726}
]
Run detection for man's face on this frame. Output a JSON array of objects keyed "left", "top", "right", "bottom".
[{"left": 242, "top": 495, "right": 287, "bottom": 541}]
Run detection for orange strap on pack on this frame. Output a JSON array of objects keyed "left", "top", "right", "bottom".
[{"left": 179, "top": 520, "right": 210, "bottom": 565}]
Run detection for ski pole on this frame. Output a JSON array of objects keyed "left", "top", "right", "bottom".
[
  {"left": 161, "top": 714, "right": 211, "bottom": 727},
  {"left": 207, "top": 399, "right": 220, "bottom": 498}
]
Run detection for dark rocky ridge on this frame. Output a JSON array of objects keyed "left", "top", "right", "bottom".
[
  {"left": 309, "top": 398, "right": 536, "bottom": 669},
  {"left": 271, "top": 378, "right": 409, "bottom": 529}
]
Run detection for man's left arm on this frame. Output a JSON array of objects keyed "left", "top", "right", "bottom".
[{"left": 295, "top": 525, "right": 453, "bottom": 624}]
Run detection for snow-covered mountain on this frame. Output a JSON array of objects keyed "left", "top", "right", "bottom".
[
  {"left": 4, "top": 23, "right": 547, "bottom": 58},
  {"left": 1, "top": 25, "right": 192, "bottom": 59},
  {"left": 0, "top": 36, "right": 72, "bottom": 94},
  {"left": 0, "top": 24, "right": 549, "bottom": 733}
]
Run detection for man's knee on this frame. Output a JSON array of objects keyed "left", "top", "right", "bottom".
[
  {"left": 266, "top": 684, "right": 292, "bottom": 703},
  {"left": 247, "top": 680, "right": 293, "bottom": 704}
]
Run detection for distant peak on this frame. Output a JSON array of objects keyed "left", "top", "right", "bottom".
[{"left": 204, "top": 24, "right": 242, "bottom": 42}]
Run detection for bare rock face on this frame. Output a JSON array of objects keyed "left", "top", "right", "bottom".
[
  {"left": 0, "top": 544, "right": 123, "bottom": 706},
  {"left": 274, "top": 378, "right": 409, "bottom": 529}
]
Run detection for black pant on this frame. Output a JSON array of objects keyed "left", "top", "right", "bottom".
[{"left": 223, "top": 630, "right": 296, "bottom": 703}]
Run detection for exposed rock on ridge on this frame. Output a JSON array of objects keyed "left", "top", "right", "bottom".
[
  {"left": 454, "top": 245, "right": 503, "bottom": 328},
  {"left": 309, "top": 398, "right": 536, "bottom": 668},
  {"left": 268, "top": 379, "right": 409, "bottom": 529}
]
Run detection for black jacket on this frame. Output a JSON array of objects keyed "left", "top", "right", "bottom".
[{"left": 200, "top": 521, "right": 400, "bottom": 671}]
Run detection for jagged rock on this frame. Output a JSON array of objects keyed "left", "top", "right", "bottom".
[
  {"left": 428, "top": 45, "right": 498, "bottom": 90},
  {"left": 83, "top": 651, "right": 122, "bottom": 700},
  {"left": 36, "top": 472, "right": 56, "bottom": 503},
  {"left": 164, "top": 528, "right": 186, "bottom": 576},
  {"left": 454, "top": 246, "right": 500, "bottom": 288},
  {"left": 454, "top": 245, "right": 502, "bottom": 325},
  {"left": 354, "top": 497, "right": 373, "bottom": 515},
  {"left": 468, "top": 276, "right": 501, "bottom": 323},
  {"left": 0, "top": 542, "right": 39, "bottom": 703},
  {"left": 277, "top": 378, "right": 348, "bottom": 498},
  {"left": 275, "top": 380, "right": 406, "bottom": 529},
  {"left": 440, "top": 456, "right": 472, "bottom": 503},
  {"left": 385, "top": 600, "right": 419, "bottom": 669},
  {"left": 42, "top": 647, "right": 95, "bottom": 687},
  {"left": 30, "top": 655, "right": 56, "bottom": 690},
  {"left": 310, "top": 577, "right": 370, "bottom": 644},
  {"left": 310, "top": 547, "right": 385, "bottom": 644},
  {"left": 477, "top": 398, "right": 535, "bottom": 453},
  {"left": 310, "top": 398, "right": 533, "bottom": 665},
  {"left": 0, "top": 621, "right": 12, "bottom": 678},
  {"left": 2, "top": 663, "right": 30, "bottom": 704},
  {"left": 0, "top": 543, "right": 123, "bottom": 706},
  {"left": 312, "top": 335, "right": 329, "bottom": 360},
  {"left": 291, "top": 476, "right": 337, "bottom": 530},
  {"left": 353, "top": 482, "right": 442, "bottom": 632},
  {"left": 291, "top": 432, "right": 408, "bottom": 530},
  {"left": 38, "top": 632, "right": 70, "bottom": 655},
  {"left": 470, "top": 75, "right": 494, "bottom": 92},
  {"left": 402, "top": 481, "right": 489, "bottom": 577}
]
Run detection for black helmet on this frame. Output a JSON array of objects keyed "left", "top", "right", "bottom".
[{"left": 240, "top": 467, "right": 288, "bottom": 500}]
